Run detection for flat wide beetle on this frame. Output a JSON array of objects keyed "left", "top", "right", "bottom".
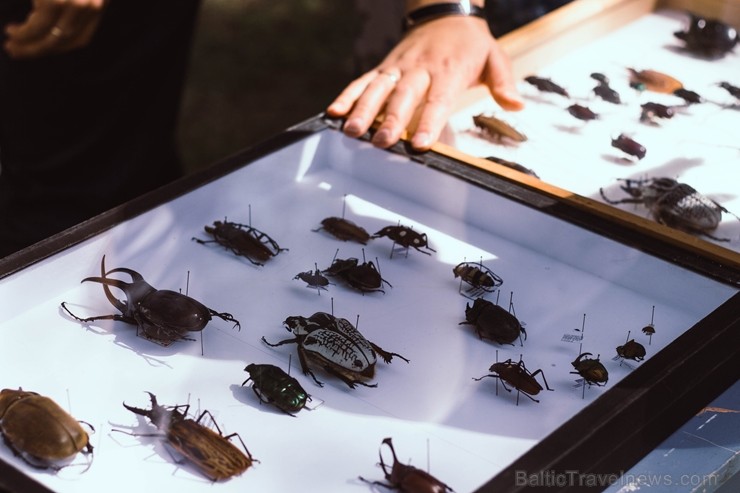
[
  {"left": 474, "top": 358, "right": 554, "bottom": 404},
  {"left": 472, "top": 114, "right": 528, "bottom": 142},
  {"left": 0, "top": 388, "right": 93, "bottom": 470},
  {"left": 242, "top": 363, "right": 311, "bottom": 416},
  {"left": 359, "top": 437, "right": 453, "bottom": 493},
  {"left": 313, "top": 216, "right": 371, "bottom": 244},
  {"left": 322, "top": 255, "right": 392, "bottom": 294},
  {"left": 459, "top": 296, "right": 526, "bottom": 346},
  {"left": 262, "top": 312, "right": 409, "bottom": 388},
  {"left": 373, "top": 225, "right": 436, "bottom": 257},
  {"left": 599, "top": 177, "right": 735, "bottom": 241},
  {"left": 453, "top": 261, "right": 503, "bottom": 298},
  {"left": 570, "top": 353, "right": 609, "bottom": 386},
  {"left": 121, "top": 392, "right": 255, "bottom": 481},
  {"left": 192, "top": 218, "right": 288, "bottom": 266},
  {"left": 61, "top": 256, "right": 240, "bottom": 345}
]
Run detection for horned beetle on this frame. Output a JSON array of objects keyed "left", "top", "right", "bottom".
[
  {"left": 120, "top": 392, "right": 255, "bottom": 481},
  {"left": 474, "top": 355, "right": 553, "bottom": 405},
  {"left": 0, "top": 388, "right": 93, "bottom": 471},
  {"left": 373, "top": 224, "right": 436, "bottom": 258},
  {"left": 262, "top": 311, "right": 409, "bottom": 388},
  {"left": 571, "top": 352, "right": 609, "bottom": 387},
  {"left": 453, "top": 260, "right": 503, "bottom": 299},
  {"left": 242, "top": 363, "right": 312, "bottom": 416},
  {"left": 600, "top": 177, "right": 737, "bottom": 241},
  {"left": 459, "top": 293, "right": 526, "bottom": 346},
  {"left": 359, "top": 437, "right": 453, "bottom": 493},
  {"left": 61, "top": 256, "right": 240, "bottom": 346}
]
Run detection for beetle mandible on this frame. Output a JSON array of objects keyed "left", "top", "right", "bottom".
[
  {"left": 121, "top": 392, "right": 255, "bottom": 481},
  {"left": 0, "top": 388, "right": 93, "bottom": 470},
  {"left": 192, "top": 218, "right": 288, "bottom": 266},
  {"left": 459, "top": 295, "right": 526, "bottom": 346},
  {"left": 242, "top": 363, "right": 311, "bottom": 416},
  {"left": 262, "top": 312, "right": 409, "bottom": 388},
  {"left": 61, "top": 256, "right": 240, "bottom": 345},
  {"left": 474, "top": 357, "right": 554, "bottom": 404},
  {"left": 359, "top": 437, "right": 454, "bottom": 493},
  {"left": 599, "top": 177, "right": 736, "bottom": 241}
]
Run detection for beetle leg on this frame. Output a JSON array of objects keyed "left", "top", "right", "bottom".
[
  {"left": 370, "top": 343, "right": 410, "bottom": 364},
  {"left": 208, "top": 309, "right": 241, "bottom": 330},
  {"left": 261, "top": 335, "right": 299, "bottom": 348},
  {"left": 61, "top": 302, "right": 134, "bottom": 325},
  {"left": 296, "top": 346, "right": 323, "bottom": 387},
  {"left": 529, "top": 369, "right": 554, "bottom": 391}
]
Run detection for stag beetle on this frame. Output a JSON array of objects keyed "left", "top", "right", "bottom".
[
  {"left": 193, "top": 218, "right": 287, "bottom": 266},
  {"left": 262, "top": 312, "right": 409, "bottom": 389},
  {"left": 611, "top": 134, "right": 646, "bottom": 160},
  {"left": 0, "top": 388, "right": 93, "bottom": 470},
  {"left": 359, "top": 437, "right": 453, "bottom": 492},
  {"left": 459, "top": 295, "right": 526, "bottom": 346},
  {"left": 453, "top": 261, "right": 503, "bottom": 298},
  {"left": 121, "top": 392, "right": 255, "bottom": 481},
  {"left": 474, "top": 358, "right": 553, "bottom": 404},
  {"left": 473, "top": 114, "right": 528, "bottom": 142},
  {"left": 322, "top": 254, "right": 391, "bottom": 294},
  {"left": 571, "top": 353, "right": 608, "bottom": 386},
  {"left": 61, "top": 256, "right": 240, "bottom": 345},
  {"left": 242, "top": 363, "right": 311, "bottom": 416},
  {"left": 600, "top": 177, "right": 735, "bottom": 241},
  {"left": 628, "top": 68, "right": 683, "bottom": 94},
  {"left": 373, "top": 225, "right": 436, "bottom": 257},
  {"left": 313, "top": 216, "right": 371, "bottom": 244},
  {"left": 674, "top": 13, "right": 737, "bottom": 58},
  {"left": 524, "top": 75, "right": 569, "bottom": 97}
]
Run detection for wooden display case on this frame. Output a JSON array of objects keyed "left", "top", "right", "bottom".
[{"left": 0, "top": 115, "right": 738, "bottom": 493}]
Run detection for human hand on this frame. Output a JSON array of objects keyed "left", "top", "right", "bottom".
[
  {"left": 327, "top": 15, "right": 524, "bottom": 151},
  {"left": 3, "top": 0, "right": 107, "bottom": 59}
]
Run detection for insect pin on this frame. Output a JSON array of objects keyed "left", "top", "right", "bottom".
[
  {"left": 373, "top": 223, "right": 436, "bottom": 258},
  {"left": 474, "top": 352, "right": 553, "bottom": 405},
  {"left": 293, "top": 263, "right": 332, "bottom": 295},
  {"left": 641, "top": 305, "right": 656, "bottom": 345},
  {"left": 453, "top": 259, "right": 503, "bottom": 299},
  {"left": 61, "top": 256, "right": 240, "bottom": 347},
  {"left": 119, "top": 392, "right": 256, "bottom": 481},
  {"left": 359, "top": 437, "right": 453, "bottom": 493},
  {"left": 0, "top": 388, "right": 93, "bottom": 471}
]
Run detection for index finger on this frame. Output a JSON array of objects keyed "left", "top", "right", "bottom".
[{"left": 4, "top": 2, "right": 64, "bottom": 44}]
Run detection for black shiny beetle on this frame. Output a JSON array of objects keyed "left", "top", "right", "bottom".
[
  {"left": 524, "top": 75, "right": 569, "bottom": 97},
  {"left": 313, "top": 216, "right": 371, "bottom": 244},
  {"left": 611, "top": 134, "right": 646, "bottom": 160},
  {"left": 242, "top": 363, "right": 311, "bottom": 416},
  {"left": 567, "top": 104, "right": 599, "bottom": 122},
  {"left": 61, "top": 256, "right": 240, "bottom": 346},
  {"left": 453, "top": 261, "right": 503, "bottom": 299},
  {"left": 359, "top": 437, "right": 453, "bottom": 493},
  {"left": 322, "top": 251, "right": 391, "bottom": 294},
  {"left": 193, "top": 218, "right": 287, "bottom": 266},
  {"left": 640, "top": 102, "right": 675, "bottom": 124},
  {"left": 459, "top": 294, "right": 526, "bottom": 346},
  {"left": 594, "top": 83, "right": 622, "bottom": 104},
  {"left": 615, "top": 332, "right": 646, "bottom": 364},
  {"left": 293, "top": 263, "right": 332, "bottom": 294},
  {"left": 373, "top": 225, "right": 436, "bottom": 257},
  {"left": 600, "top": 177, "right": 736, "bottom": 241},
  {"left": 474, "top": 357, "right": 553, "bottom": 404},
  {"left": 674, "top": 12, "right": 738, "bottom": 58}
]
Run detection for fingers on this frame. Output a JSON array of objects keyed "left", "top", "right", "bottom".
[
  {"left": 4, "top": 0, "right": 106, "bottom": 59},
  {"left": 484, "top": 40, "right": 525, "bottom": 112}
]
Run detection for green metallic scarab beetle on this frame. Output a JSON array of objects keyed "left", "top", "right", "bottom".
[{"left": 242, "top": 363, "right": 311, "bottom": 416}]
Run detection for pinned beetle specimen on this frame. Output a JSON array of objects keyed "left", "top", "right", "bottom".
[
  {"left": 594, "top": 83, "right": 622, "bottom": 104},
  {"left": 642, "top": 305, "right": 656, "bottom": 345},
  {"left": 571, "top": 353, "right": 609, "bottom": 387},
  {"left": 628, "top": 68, "right": 683, "bottom": 94},
  {"left": 611, "top": 134, "right": 646, "bottom": 160},
  {"left": 262, "top": 311, "right": 409, "bottom": 388},
  {"left": 485, "top": 155, "right": 539, "bottom": 178},
  {"left": 121, "top": 392, "right": 255, "bottom": 481},
  {"left": 322, "top": 252, "right": 391, "bottom": 294},
  {"left": 242, "top": 363, "right": 311, "bottom": 416},
  {"left": 453, "top": 261, "right": 503, "bottom": 299},
  {"left": 567, "top": 104, "right": 599, "bottom": 122},
  {"left": 674, "top": 13, "right": 738, "bottom": 58},
  {"left": 294, "top": 263, "right": 332, "bottom": 294},
  {"left": 359, "top": 437, "right": 453, "bottom": 493},
  {"left": 0, "top": 388, "right": 93, "bottom": 470},
  {"left": 524, "top": 75, "right": 569, "bottom": 97},
  {"left": 61, "top": 256, "right": 240, "bottom": 346},
  {"left": 192, "top": 217, "right": 287, "bottom": 266},
  {"left": 640, "top": 102, "right": 675, "bottom": 124},
  {"left": 474, "top": 357, "right": 553, "bottom": 404},
  {"left": 600, "top": 177, "right": 737, "bottom": 241},
  {"left": 373, "top": 224, "right": 436, "bottom": 257},
  {"left": 615, "top": 331, "right": 646, "bottom": 364},
  {"left": 673, "top": 88, "right": 703, "bottom": 104},
  {"left": 459, "top": 294, "right": 526, "bottom": 346},
  {"left": 718, "top": 81, "right": 740, "bottom": 100},
  {"left": 313, "top": 217, "right": 371, "bottom": 244},
  {"left": 473, "top": 114, "right": 528, "bottom": 143},
  {"left": 590, "top": 73, "right": 610, "bottom": 84}
]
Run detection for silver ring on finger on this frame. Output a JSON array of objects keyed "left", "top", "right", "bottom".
[
  {"left": 378, "top": 69, "right": 401, "bottom": 85},
  {"left": 50, "top": 26, "right": 64, "bottom": 39}
]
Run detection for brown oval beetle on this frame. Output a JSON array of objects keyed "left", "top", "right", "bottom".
[
  {"left": 262, "top": 311, "right": 408, "bottom": 389},
  {"left": 600, "top": 177, "right": 736, "bottom": 241},
  {"left": 0, "top": 388, "right": 93, "bottom": 470},
  {"left": 640, "top": 102, "right": 675, "bottom": 124},
  {"left": 570, "top": 352, "right": 608, "bottom": 387},
  {"left": 459, "top": 295, "right": 526, "bottom": 346},
  {"left": 373, "top": 225, "right": 436, "bottom": 257},
  {"left": 567, "top": 103, "right": 599, "bottom": 122},
  {"left": 313, "top": 216, "right": 371, "bottom": 244},
  {"left": 322, "top": 253, "right": 391, "bottom": 294},
  {"left": 472, "top": 114, "right": 528, "bottom": 142},
  {"left": 611, "top": 134, "right": 646, "bottom": 160},
  {"left": 359, "top": 437, "right": 454, "bottom": 492},
  {"left": 674, "top": 13, "right": 738, "bottom": 58},
  {"left": 628, "top": 68, "right": 683, "bottom": 94},
  {"left": 524, "top": 75, "right": 569, "bottom": 97},
  {"left": 61, "top": 256, "right": 240, "bottom": 345},
  {"left": 121, "top": 392, "right": 255, "bottom": 481},
  {"left": 242, "top": 363, "right": 311, "bottom": 416},
  {"left": 594, "top": 83, "right": 622, "bottom": 104},
  {"left": 453, "top": 261, "right": 503, "bottom": 299},
  {"left": 474, "top": 357, "right": 553, "bottom": 404},
  {"left": 192, "top": 218, "right": 288, "bottom": 266}
]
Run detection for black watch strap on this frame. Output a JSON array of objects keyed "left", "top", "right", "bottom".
[{"left": 403, "top": 3, "right": 486, "bottom": 31}]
